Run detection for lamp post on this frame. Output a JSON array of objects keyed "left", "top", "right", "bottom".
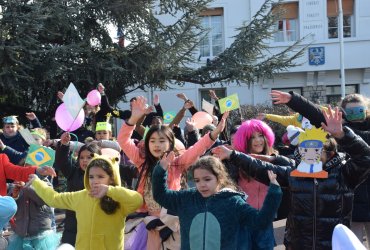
[{"left": 338, "top": 0, "right": 346, "bottom": 99}]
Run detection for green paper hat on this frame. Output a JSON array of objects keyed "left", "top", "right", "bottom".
[{"left": 96, "top": 122, "right": 112, "bottom": 132}]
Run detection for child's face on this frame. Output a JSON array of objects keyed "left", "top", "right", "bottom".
[
  {"left": 149, "top": 131, "right": 170, "bottom": 159},
  {"left": 32, "top": 135, "right": 44, "bottom": 146},
  {"left": 194, "top": 168, "right": 219, "bottom": 198},
  {"left": 249, "top": 131, "right": 265, "bottom": 154},
  {"left": 3, "top": 124, "right": 17, "bottom": 137},
  {"left": 79, "top": 150, "right": 94, "bottom": 171},
  {"left": 88, "top": 166, "right": 113, "bottom": 188},
  {"left": 95, "top": 130, "right": 110, "bottom": 140}
]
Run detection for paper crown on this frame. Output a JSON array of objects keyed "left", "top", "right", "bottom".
[
  {"left": 298, "top": 127, "right": 328, "bottom": 147},
  {"left": 2, "top": 116, "right": 19, "bottom": 124},
  {"left": 95, "top": 122, "right": 112, "bottom": 132}
]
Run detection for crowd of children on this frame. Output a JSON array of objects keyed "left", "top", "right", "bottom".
[{"left": 1, "top": 86, "right": 370, "bottom": 250}]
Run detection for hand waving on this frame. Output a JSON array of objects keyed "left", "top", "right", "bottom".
[
  {"left": 270, "top": 90, "right": 292, "bottom": 105},
  {"left": 321, "top": 106, "right": 344, "bottom": 139},
  {"left": 159, "top": 151, "right": 175, "bottom": 171}
]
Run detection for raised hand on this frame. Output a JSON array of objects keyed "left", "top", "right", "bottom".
[
  {"left": 60, "top": 132, "right": 71, "bottom": 145},
  {"left": 159, "top": 151, "right": 175, "bottom": 170},
  {"left": 268, "top": 170, "right": 279, "bottom": 186},
  {"left": 176, "top": 93, "right": 188, "bottom": 101},
  {"left": 89, "top": 184, "right": 109, "bottom": 198},
  {"left": 185, "top": 118, "right": 196, "bottom": 132},
  {"left": 321, "top": 106, "right": 344, "bottom": 139},
  {"left": 57, "top": 91, "right": 64, "bottom": 101},
  {"left": 270, "top": 90, "right": 292, "bottom": 105},
  {"left": 153, "top": 94, "right": 160, "bottom": 106},
  {"left": 183, "top": 100, "right": 194, "bottom": 109},
  {"left": 211, "top": 145, "right": 232, "bottom": 161},
  {"left": 128, "top": 96, "right": 148, "bottom": 124},
  {"left": 97, "top": 83, "right": 105, "bottom": 94},
  {"left": 209, "top": 90, "right": 219, "bottom": 100},
  {"left": 36, "top": 166, "right": 57, "bottom": 177},
  {"left": 25, "top": 112, "right": 37, "bottom": 121},
  {"left": 210, "top": 111, "right": 229, "bottom": 140}
]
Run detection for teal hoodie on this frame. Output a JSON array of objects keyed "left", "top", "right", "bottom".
[{"left": 152, "top": 164, "right": 282, "bottom": 250}]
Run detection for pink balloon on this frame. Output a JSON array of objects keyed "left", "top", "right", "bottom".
[
  {"left": 192, "top": 111, "right": 213, "bottom": 129},
  {"left": 86, "top": 90, "right": 101, "bottom": 106},
  {"left": 55, "top": 103, "right": 85, "bottom": 132}
]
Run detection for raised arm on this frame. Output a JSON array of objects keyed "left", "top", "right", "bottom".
[
  {"left": 53, "top": 132, "right": 76, "bottom": 178},
  {"left": 212, "top": 145, "right": 291, "bottom": 187},
  {"left": 271, "top": 90, "right": 325, "bottom": 128},
  {"left": 152, "top": 152, "right": 186, "bottom": 213},
  {"left": 31, "top": 176, "right": 78, "bottom": 210}
]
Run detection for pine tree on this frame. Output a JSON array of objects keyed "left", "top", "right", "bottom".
[{"left": 0, "top": 0, "right": 305, "bottom": 122}]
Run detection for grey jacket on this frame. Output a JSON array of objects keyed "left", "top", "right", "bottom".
[{"left": 11, "top": 179, "right": 53, "bottom": 237}]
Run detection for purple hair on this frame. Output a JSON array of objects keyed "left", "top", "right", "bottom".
[{"left": 233, "top": 119, "right": 275, "bottom": 154}]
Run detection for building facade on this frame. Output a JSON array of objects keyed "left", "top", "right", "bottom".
[{"left": 116, "top": 0, "right": 370, "bottom": 130}]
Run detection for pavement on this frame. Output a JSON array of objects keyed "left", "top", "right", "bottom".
[{"left": 273, "top": 219, "right": 286, "bottom": 249}]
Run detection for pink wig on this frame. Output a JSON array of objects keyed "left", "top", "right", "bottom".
[{"left": 233, "top": 119, "right": 275, "bottom": 154}]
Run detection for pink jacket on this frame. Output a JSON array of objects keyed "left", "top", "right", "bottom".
[
  {"left": 238, "top": 177, "right": 268, "bottom": 210},
  {"left": 0, "top": 154, "right": 37, "bottom": 196},
  {"left": 118, "top": 122, "right": 215, "bottom": 210}
]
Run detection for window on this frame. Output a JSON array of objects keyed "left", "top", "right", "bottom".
[
  {"left": 327, "top": 0, "right": 354, "bottom": 39},
  {"left": 326, "top": 84, "right": 358, "bottom": 105},
  {"left": 199, "top": 8, "right": 224, "bottom": 58},
  {"left": 199, "top": 88, "right": 226, "bottom": 108},
  {"left": 273, "top": 2, "right": 299, "bottom": 42}
]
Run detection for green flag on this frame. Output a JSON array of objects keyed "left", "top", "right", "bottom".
[
  {"left": 218, "top": 93, "right": 240, "bottom": 113},
  {"left": 25, "top": 144, "right": 55, "bottom": 167},
  {"left": 163, "top": 111, "right": 176, "bottom": 123}
]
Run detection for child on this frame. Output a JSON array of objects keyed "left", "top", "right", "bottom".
[
  {"left": 53, "top": 133, "right": 101, "bottom": 246},
  {"left": 212, "top": 106, "right": 370, "bottom": 250},
  {"left": 0, "top": 114, "right": 42, "bottom": 164},
  {"left": 0, "top": 153, "right": 56, "bottom": 243},
  {"left": 29, "top": 154, "right": 143, "bottom": 250},
  {"left": 117, "top": 96, "right": 228, "bottom": 249},
  {"left": 232, "top": 119, "right": 294, "bottom": 249},
  {"left": 152, "top": 153, "right": 282, "bottom": 250},
  {"left": 271, "top": 90, "right": 370, "bottom": 248},
  {"left": 7, "top": 179, "right": 60, "bottom": 250}
]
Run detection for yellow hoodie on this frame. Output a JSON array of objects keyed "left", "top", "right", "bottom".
[{"left": 32, "top": 155, "right": 143, "bottom": 250}]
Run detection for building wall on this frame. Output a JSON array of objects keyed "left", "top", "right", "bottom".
[{"left": 116, "top": 0, "right": 370, "bottom": 131}]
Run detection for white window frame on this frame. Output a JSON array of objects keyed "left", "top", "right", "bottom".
[
  {"left": 327, "top": 15, "right": 353, "bottom": 39},
  {"left": 274, "top": 18, "right": 299, "bottom": 42},
  {"left": 199, "top": 14, "right": 224, "bottom": 58}
]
